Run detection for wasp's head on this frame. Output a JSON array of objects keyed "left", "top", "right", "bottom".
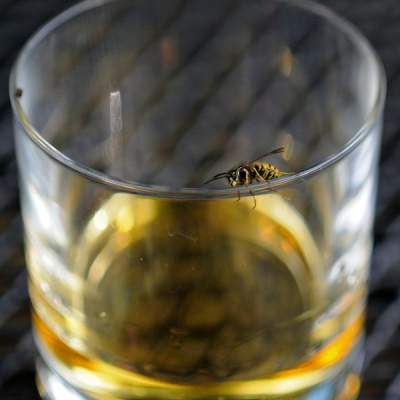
[
  {"left": 204, "top": 167, "right": 247, "bottom": 187},
  {"left": 228, "top": 172, "right": 237, "bottom": 187},
  {"left": 228, "top": 167, "right": 247, "bottom": 187}
]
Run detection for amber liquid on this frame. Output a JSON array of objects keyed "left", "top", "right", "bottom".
[{"left": 28, "top": 193, "right": 365, "bottom": 399}]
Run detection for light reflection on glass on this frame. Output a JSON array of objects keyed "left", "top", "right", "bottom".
[{"left": 281, "top": 47, "right": 292, "bottom": 77}]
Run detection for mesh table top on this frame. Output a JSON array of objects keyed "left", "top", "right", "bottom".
[{"left": 1, "top": 1, "right": 400, "bottom": 399}]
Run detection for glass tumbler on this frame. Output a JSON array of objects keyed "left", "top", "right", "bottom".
[{"left": 10, "top": 0, "right": 385, "bottom": 399}]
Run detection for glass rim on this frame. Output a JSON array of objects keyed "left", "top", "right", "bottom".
[{"left": 10, "top": 0, "right": 386, "bottom": 199}]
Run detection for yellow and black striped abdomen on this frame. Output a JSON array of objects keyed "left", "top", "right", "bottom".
[{"left": 253, "top": 163, "right": 282, "bottom": 181}]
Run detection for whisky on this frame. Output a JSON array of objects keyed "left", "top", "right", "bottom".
[{"left": 28, "top": 193, "right": 365, "bottom": 399}]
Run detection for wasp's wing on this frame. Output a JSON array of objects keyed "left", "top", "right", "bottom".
[{"left": 245, "top": 147, "right": 284, "bottom": 166}]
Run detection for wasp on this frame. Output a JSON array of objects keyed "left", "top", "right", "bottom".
[{"left": 204, "top": 147, "right": 291, "bottom": 208}]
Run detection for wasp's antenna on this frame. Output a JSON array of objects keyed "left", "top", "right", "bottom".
[{"left": 204, "top": 173, "right": 230, "bottom": 185}]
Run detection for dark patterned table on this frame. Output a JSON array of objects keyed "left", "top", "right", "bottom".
[{"left": 0, "top": 1, "right": 400, "bottom": 399}]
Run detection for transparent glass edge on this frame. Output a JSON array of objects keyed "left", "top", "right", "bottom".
[{"left": 9, "top": 0, "right": 387, "bottom": 199}]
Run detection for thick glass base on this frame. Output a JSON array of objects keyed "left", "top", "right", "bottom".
[{"left": 36, "top": 343, "right": 363, "bottom": 400}]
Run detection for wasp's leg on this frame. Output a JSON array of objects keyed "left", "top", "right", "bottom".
[
  {"left": 236, "top": 190, "right": 241, "bottom": 203},
  {"left": 249, "top": 189, "right": 257, "bottom": 209},
  {"left": 279, "top": 171, "right": 296, "bottom": 175}
]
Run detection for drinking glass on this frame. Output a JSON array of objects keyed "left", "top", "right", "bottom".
[{"left": 10, "top": 0, "right": 385, "bottom": 399}]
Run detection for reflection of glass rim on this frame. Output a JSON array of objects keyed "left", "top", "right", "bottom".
[
  {"left": 74, "top": 192, "right": 325, "bottom": 311},
  {"left": 256, "top": 193, "right": 325, "bottom": 303},
  {"left": 10, "top": 0, "right": 386, "bottom": 198}
]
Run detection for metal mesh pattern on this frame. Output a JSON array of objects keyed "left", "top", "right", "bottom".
[{"left": 0, "top": 1, "right": 400, "bottom": 399}]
